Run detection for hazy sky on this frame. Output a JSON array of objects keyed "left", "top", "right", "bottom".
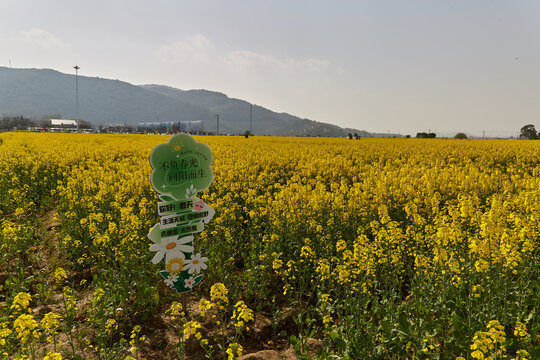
[{"left": 2, "top": 1, "right": 540, "bottom": 137}]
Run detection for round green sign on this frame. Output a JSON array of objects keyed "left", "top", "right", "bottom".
[{"left": 149, "top": 133, "right": 213, "bottom": 201}]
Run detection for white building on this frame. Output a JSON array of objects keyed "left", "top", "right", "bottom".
[{"left": 50, "top": 119, "right": 77, "bottom": 127}]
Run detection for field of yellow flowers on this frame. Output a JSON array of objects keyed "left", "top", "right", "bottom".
[{"left": 0, "top": 132, "right": 538, "bottom": 360}]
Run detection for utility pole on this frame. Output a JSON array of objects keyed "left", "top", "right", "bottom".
[
  {"left": 216, "top": 114, "right": 219, "bottom": 135},
  {"left": 250, "top": 104, "right": 253, "bottom": 134},
  {"left": 74, "top": 65, "right": 80, "bottom": 132}
]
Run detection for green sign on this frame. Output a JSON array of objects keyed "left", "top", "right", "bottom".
[
  {"left": 157, "top": 197, "right": 210, "bottom": 216},
  {"left": 148, "top": 133, "right": 214, "bottom": 294},
  {"left": 160, "top": 210, "right": 210, "bottom": 229},
  {"left": 148, "top": 221, "right": 205, "bottom": 241},
  {"left": 149, "top": 133, "right": 213, "bottom": 201},
  {"left": 157, "top": 199, "right": 198, "bottom": 216}
]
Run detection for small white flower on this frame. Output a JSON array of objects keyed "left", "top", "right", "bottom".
[
  {"left": 164, "top": 274, "right": 178, "bottom": 287},
  {"left": 184, "top": 276, "right": 195, "bottom": 289},
  {"left": 184, "top": 253, "right": 208, "bottom": 274}
]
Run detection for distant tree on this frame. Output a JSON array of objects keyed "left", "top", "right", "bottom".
[
  {"left": 455, "top": 132, "right": 468, "bottom": 139},
  {"left": 354, "top": 132, "right": 360, "bottom": 140},
  {"left": 520, "top": 124, "right": 537, "bottom": 139},
  {"left": 1, "top": 117, "right": 11, "bottom": 131},
  {"left": 348, "top": 133, "right": 353, "bottom": 139},
  {"left": 416, "top": 132, "right": 436, "bottom": 138},
  {"left": 78, "top": 120, "right": 93, "bottom": 129},
  {"left": 1, "top": 115, "right": 33, "bottom": 130}
]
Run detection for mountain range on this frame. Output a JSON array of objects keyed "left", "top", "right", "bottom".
[{"left": 0, "top": 66, "right": 370, "bottom": 137}]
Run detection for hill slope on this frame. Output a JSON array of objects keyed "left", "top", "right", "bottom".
[{"left": 0, "top": 67, "right": 365, "bottom": 136}]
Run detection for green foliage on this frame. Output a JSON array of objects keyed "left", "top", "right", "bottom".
[{"left": 520, "top": 124, "right": 537, "bottom": 140}]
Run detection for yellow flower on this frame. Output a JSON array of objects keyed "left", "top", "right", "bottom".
[
  {"left": 183, "top": 320, "right": 201, "bottom": 340},
  {"left": 63, "top": 287, "right": 78, "bottom": 312},
  {"left": 226, "top": 342, "right": 243, "bottom": 360},
  {"left": 0, "top": 327, "right": 13, "bottom": 346},
  {"left": 13, "top": 313, "right": 38, "bottom": 344},
  {"left": 93, "top": 288, "right": 105, "bottom": 302},
  {"left": 167, "top": 301, "right": 184, "bottom": 318},
  {"left": 514, "top": 321, "right": 528, "bottom": 338},
  {"left": 320, "top": 293, "right": 332, "bottom": 304},
  {"left": 322, "top": 314, "right": 334, "bottom": 328},
  {"left": 43, "top": 352, "right": 62, "bottom": 360},
  {"left": 105, "top": 318, "right": 117, "bottom": 334},
  {"left": 232, "top": 301, "right": 254, "bottom": 329},
  {"left": 272, "top": 258, "right": 283, "bottom": 272},
  {"left": 11, "top": 292, "right": 32, "bottom": 312},
  {"left": 336, "top": 239, "right": 347, "bottom": 252},
  {"left": 210, "top": 283, "right": 228, "bottom": 304},
  {"left": 198, "top": 299, "right": 215, "bottom": 317},
  {"left": 41, "top": 312, "right": 62, "bottom": 334},
  {"left": 54, "top": 267, "right": 68, "bottom": 284}
]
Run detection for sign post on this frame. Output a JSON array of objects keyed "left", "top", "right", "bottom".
[{"left": 148, "top": 133, "right": 214, "bottom": 293}]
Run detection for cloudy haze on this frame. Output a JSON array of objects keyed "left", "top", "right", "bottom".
[{"left": 2, "top": 1, "right": 540, "bottom": 137}]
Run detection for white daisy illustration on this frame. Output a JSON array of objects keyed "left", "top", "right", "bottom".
[
  {"left": 184, "top": 253, "right": 208, "bottom": 274},
  {"left": 164, "top": 274, "right": 178, "bottom": 287},
  {"left": 149, "top": 235, "right": 194, "bottom": 264}
]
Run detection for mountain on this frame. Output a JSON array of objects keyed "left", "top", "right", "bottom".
[{"left": 0, "top": 67, "right": 367, "bottom": 136}]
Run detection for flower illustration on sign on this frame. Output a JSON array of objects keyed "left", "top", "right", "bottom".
[
  {"left": 167, "top": 257, "right": 186, "bottom": 274},
  {"left": 165, "top": 274, "right": 179, "bottom": 287},
  {"left": 194, "top": 200, "right": 205, "bottom": 211},
  {"left": 185, "top": 253, "right": 208, "bottom": 274},
  {"left": 184, "top": 276, "right": 196, "bottom": 289},
  {"left": 149, "top": 235, "right": 194, "bottom": 264}
]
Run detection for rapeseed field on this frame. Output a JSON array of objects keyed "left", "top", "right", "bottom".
[{"left": 0, "top": 133, "right": 538, "bottom": 359}]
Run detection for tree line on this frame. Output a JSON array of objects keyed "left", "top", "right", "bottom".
[{"left": 1, "top": 115, "right": 92, "bottom": 131}]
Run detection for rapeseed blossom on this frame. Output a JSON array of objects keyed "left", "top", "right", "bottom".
[
  {"left": 167, "top": 301, "right": 184, "bottom": 319},
  {"left": 10, "top": 292, "right": 31, "bottom": 312},
  {"left": 13, "top": 314, "right": 38, "bottom": 344},
  {"left": 1, "top": 133, "right": 538, "bottom": 359},
  {"left": 226, "top": 342, "right": 243, "bottom": 360},
  {"left": 183, "top": 320, "right": 202, "bottom": 340},
  {"left": 41, "top": 312, "right": 61, "bottom": 331},
  {"left": 210, "top": 283, "right": 228, "bottom": 305},
  {"left": 54, "top": 267, "right": 67, "bottom": 284},
  {"left": 43, "top": 352, "right": 62, "bottom": 360},
  {"left": 232, "top": 301, "right": 254, "bottom": 329},
  {"left": 514, "top": 321, "right": 528, "bottom": 338}
]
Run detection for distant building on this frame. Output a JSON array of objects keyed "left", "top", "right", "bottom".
[
  {"left": 137, "top": 121, "right": 205, "bottom": 134},
  {"left": 50, "top": 119, "right": 77, "bottom": 127},
  {"left": 49, "top": 119, "right": 78, "bottom": 132}
]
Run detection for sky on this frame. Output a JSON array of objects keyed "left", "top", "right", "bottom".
[{"left": 2, "top": 0, "right": 540, "bottom": 137}]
